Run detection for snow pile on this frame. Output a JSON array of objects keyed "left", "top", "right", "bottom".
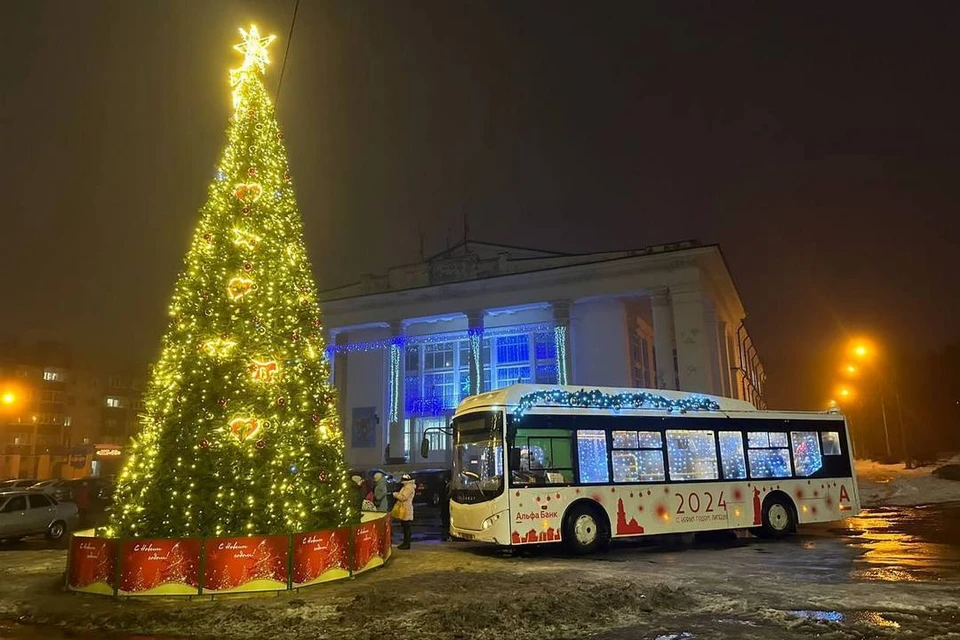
[{"left": 856, "top": 453, "right": 960, "bottom": 506}]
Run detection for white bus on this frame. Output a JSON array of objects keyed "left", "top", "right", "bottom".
[{"left": 429, "top": 384, "right": 859, "bottom": 553}]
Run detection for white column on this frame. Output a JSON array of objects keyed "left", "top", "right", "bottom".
[
  {"left": 467, "top": 311, "right": 485, "bottom": 395},
  {"left": 716, "top": 319, "right": 733, "bottom": 398},
  {"left": 726, "top": 329, "right": 743, "bottom": 400},
  {"left": 703, "top": 299, "right": 723, "bottom": 397},
  {"left": 671, "top": 284, "right": 715, "bottom": 394},
  {"left": 651, "top": 290, "right": 678, "bottom": 390},
  {"left": 387, "top": 322, "right": 405, "bottom": 462},
  {"left": 333, "top": 332, "right": 349, "bottom": 434},
  {"left": 551, "top": 300, "right": 572, "bottom": 385},
  {"left": 570, "top": 298, "right": 631, "bottom": 387}
]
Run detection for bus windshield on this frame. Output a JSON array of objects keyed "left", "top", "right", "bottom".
[{"left": 451, "top": 411, "right": 504, "bottom": 504}]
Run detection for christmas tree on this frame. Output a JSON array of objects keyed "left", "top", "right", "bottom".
[{"left": 108, "top": 25, "right": 356, "bottom": 539}]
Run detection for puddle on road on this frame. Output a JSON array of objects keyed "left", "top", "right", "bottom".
[
  {"left": 788, "top": 610, "right": 901, "bottom": 629},
  {"left": 827, "top": 503, "right": 960, "bottom": 583}
]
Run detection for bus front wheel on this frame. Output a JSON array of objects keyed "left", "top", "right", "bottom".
[
  {"left": 562, "top": 503, "right": 608, "bottom": 554},
  {"left": 756, "top": 495, "right": 795, "bottom": 539}
]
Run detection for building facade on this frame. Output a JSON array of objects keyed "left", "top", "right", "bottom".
[
  {"left": 321, "top": 240, "right": 766, "bottom": 469},
  {"left": 0, "top": 342, "right": 143, "bottom": 479}
]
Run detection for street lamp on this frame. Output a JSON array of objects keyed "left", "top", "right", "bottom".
[
  {"left": 1, "top": 391, "right": 14, "bottom": 405},
  {"left": 847, "top": 339, "right": 906, "bottom": 462}
]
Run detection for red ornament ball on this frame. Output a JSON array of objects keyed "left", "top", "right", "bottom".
[
  {"left": 199, "top": 439, "right": 210, "bottom": 449},
  {"left": 243, "top": 261, "right": 253, "bottom": 272},
  {"left": 217, "top": 397, "right": 227, "bottom": 407},
  {"left": 277, "top": 397, "right": 287, "bottom": 407},
  {"left": 256, "top": 439, "right": 266, "bottom": 449},
  {"left": 247, "top": 166, "right": 257, "bottom": 177},
  {"left": 311, "top": 412, "right": 320, "bottom": 424},
  {"left": 203, "top": 233, "right": 212, "bottom": 242},
  {"left": 318, "top": 472, "right": 328, "bottom": 482}
]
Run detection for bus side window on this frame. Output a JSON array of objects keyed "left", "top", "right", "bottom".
[
  {"left": 576, "top": 430, "right": 609, "bottom": 483},
  {"left": 747, "top": 431, "right": 792, "bottom": 478},
  {"left": 612, "top": 430, "right": 664, "bottom": 483},
  {"left": 665, "top": 430, "right": 719, "bottom": 481},
  {"left": 790, "top": 431, "right": 823, "bottom": 477},
  {"left": 718, "top": 432, "right": 747, "bottom": 479},
  {"left": 821, "top": 431, "right": 842, "bottom": 455}
]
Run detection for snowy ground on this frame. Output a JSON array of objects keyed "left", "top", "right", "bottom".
[
  {"left": 2, "top": 503, "right": 960, "bottom": 640},
  {"left": 856, "top": 453, "right": 960, "bottom": 507}
]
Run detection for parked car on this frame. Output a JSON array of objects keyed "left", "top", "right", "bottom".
[
  {"left": 29, "top": 479, "right": 64, "bottom": 494},
  {"left": 51, "top": 478, "right": 115, "bottom": 503},
  {"left": 413, "top": 468, "right": 450, "bottom": 506},
  {"left": 0, "top": 479, "right": 40, "bottom": 490},
  {"left": 0, "top": 490, "right": 79, "bottom": 542}
]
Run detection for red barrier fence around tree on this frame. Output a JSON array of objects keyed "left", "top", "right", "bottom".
[{"left": 66, "top": 511, "right": 391, "bottom": 597}]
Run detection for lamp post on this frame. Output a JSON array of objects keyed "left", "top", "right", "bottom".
[{"left": 849, "top": 341, "right": 902, "bottom": 461}]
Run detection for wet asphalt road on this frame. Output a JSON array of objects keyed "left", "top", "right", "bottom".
[{"left": 2, "top": 502, "right": 959, "bottom": 639}]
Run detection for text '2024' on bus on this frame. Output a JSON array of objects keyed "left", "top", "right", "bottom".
[{"left": 420, "top": 384, "right": 859, "bottom": 553}]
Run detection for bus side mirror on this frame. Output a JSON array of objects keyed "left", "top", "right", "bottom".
[
  {"left": 420, "top": 436, "right": 430, "bottom": 459},
  {"left": 510, "top": 448, "right": 521, "bottom": 470}
]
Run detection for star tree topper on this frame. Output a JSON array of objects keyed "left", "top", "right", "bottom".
[{"left": 230, "top": 24, "right": 277, "bottom": 109}]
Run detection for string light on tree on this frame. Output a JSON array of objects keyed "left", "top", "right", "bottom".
[{"left": 106, "top": 24, "right": 356, "bottom": 539}]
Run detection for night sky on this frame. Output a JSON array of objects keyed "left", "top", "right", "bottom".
[{"left": 4, "top": 1, "right": 958, "bottom": 408}]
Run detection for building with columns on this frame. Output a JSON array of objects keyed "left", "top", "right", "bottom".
[{"left": 321, "top": 240, "right": 765, "bottom": 469}]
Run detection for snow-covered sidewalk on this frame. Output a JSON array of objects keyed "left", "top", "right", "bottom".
[{"left": 856, "top": 453, "right": 960, "bottom": 507}]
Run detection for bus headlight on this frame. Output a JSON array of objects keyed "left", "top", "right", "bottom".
[{"left": 481, "top": 513, "right": 501, "bottom": 530}]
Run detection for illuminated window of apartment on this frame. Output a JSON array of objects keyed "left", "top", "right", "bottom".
[
  {"left": 43, "top": 368, "right": 64, "bottom": 382},
  {"left": 64, "top": 416, "right": 72, "bottom": 427},
  {"left": 106, "top": 397, "right": 122, "bottom": 408}
]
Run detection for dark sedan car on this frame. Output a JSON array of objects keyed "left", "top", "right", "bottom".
[{"left": 413, "top": 468, "right": 450, "bottom": 506}]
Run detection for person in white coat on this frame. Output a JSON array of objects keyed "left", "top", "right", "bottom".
[{"left": 392, "top": 473, "right": 416, "bottom": 549}]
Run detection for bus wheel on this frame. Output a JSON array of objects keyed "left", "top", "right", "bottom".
[
  {"left": 758, "top": 496, "right": 795, "bottom": 538},
  {"left": 563, "top": 503, "right": 607, "bottom": 554}
]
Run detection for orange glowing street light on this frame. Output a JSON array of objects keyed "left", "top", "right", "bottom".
[{"left": 1, "top": 391, "right": 14, "bottom": 405}]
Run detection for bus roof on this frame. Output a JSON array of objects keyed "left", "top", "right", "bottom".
[{"left": 457, "top": 383, "right": 760, "bottom": 415}]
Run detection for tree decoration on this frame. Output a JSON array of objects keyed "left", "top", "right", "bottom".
[
  {"left": 232, "top": 228, "right": 261, "bottom": 250},
  {"left": 248, "top": 359, "right": 279, "bottom": 383},
  {"left": 234, "top": 183, "right": 263, "bottom": 203},
  {"left": 226, "top": 277, "right": 254, "bottom": 301},
  {"left": 229, "top": 417, "right": 261, "bottom": 441},
  {"left": 107, "top": 24, "right": 356, "bottom": 539},
  {"left": 515, "top": 388, "right": 722, "bottom": 418},
  {"left": 202, "top": 337, "right": 237, "bottom": 358}
]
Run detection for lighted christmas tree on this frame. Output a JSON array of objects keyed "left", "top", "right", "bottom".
[{"left": 108, "top": 25, "right": 356, "bottom": 539}]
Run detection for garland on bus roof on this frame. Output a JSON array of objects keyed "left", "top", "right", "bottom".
[{"left": 514, "top": 388, "right": 721, "bottom": 417}]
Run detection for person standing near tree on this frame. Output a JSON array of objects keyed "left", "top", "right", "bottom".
[
  {"left": 373, "top": 472, "right": 389, "bottom": 512},
  {"left": 392, "top": 474, "right": 416, "bottom": 549}
]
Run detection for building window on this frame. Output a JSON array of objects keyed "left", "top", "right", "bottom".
[
  {"left": 630, "top": 332, "right": 652, "bottom": 388},
  {"left": 64, "top": 416, "right": 72, "bottom": 427},
  {"left": 105, "top": 397, "right": 122, "bottom": 408},
  {"left": 43, "top": 368, "right": 64, "bottom": 382}
]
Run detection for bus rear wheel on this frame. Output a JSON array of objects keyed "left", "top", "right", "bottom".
[
  {"left": 562, "top": 503, "right": 608, "bottom": 554},
  {"left": 756, "top": 496, "right": 795, "bottom": 539}
]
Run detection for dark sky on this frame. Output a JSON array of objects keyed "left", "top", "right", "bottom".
[{"left": 3, "top": 1, "right": 958, "bottom": 408}]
